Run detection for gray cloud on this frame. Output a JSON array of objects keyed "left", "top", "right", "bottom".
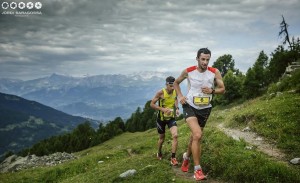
[{"left": 1, "top": 0, "right": 300, "bottom": 80}]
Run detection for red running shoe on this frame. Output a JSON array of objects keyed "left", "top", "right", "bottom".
[
  {"left": 181, "top": 152, "right": 189, "bottom": 172},
  {"left": 194, "top": 169, "right": 207, "bottom": 181},
  {"left": 181, "top": 159, "right": 189, "bottom": 172}
]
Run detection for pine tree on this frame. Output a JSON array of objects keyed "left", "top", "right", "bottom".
[{"left": 212, "top": 54, "right": 236, "bottom": 76}]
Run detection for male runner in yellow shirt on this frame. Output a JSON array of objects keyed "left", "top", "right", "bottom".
[{"left": 150, "top": 76, "right": 180, "bottom": 166}]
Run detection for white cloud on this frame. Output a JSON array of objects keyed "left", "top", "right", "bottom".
[{"left": 0, "top": 0, "right": 300, "bottom": 80}]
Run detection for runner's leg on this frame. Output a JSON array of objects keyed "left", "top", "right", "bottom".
[
  {"left": 169, "top": 126, "right": 178, "bottom": 155},
  {"left": 186, "top": 116, "right": 202, "bottom": 167},
  {"left": 186, "top": 134, "right": 193, "bottom": 158},
  {"left": 158, "top": 133, "right": 165, "bottom": 155}
]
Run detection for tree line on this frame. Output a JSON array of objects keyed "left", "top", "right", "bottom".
[
  {"left": 211, "top": 16, "right": 300, "bottom": 105},
  {"left": 18, "top": 101, "right": 184, "bottom": 156},
  {"left": 211, "top": 38, "right": 299, "bottom": 105}
]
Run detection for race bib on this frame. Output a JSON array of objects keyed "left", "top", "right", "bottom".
[{"left": 193, "top": 96, "right": 210, "bottom": 106}]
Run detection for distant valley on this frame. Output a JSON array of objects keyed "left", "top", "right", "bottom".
[
  {"left": 0, "top": 92, "right": 95, "bottom": 158},
  {"left": 0, "top": 72, "right": 184, "bottom": 121}
]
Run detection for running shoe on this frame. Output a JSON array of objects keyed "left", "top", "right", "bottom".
[
  {"left": 194, "top": 169, "right": 207, "bottom": 181},
  {"left": 181, "top": 152, "right": 189, "bottom": 172},
  {"left": 170, "top": 157, "right": 178, "bottom": 166}
]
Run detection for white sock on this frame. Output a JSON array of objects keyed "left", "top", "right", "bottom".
[
  {"left": 183, "top": 152, "right": 190, "bottom": 160},
  {"left": 194, "top": 165, "right": 201, "bottom": 171}
]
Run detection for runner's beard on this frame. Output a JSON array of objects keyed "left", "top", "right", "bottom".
[{"left": 200, "top": 64, "right": 207, "bottom": 71}]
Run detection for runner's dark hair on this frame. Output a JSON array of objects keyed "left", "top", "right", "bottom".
[
  {"left": 197, "top": 48, "right": 211, "bottom": 58},
  {"left": 166, "top": 76, "right": 175, "bottom": 83}
]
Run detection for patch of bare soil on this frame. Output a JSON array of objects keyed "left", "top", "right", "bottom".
[
  {"left": 172, "top": 165, "right": 225, "bottom": 182},
  {"left": 172, "top": 166, "right": 194, "bottom": 181},
  {"left": 217, "top": 123, "right": 287, "bottom": 163}
]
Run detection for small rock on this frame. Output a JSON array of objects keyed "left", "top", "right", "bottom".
[
  {"left": 255, "top": 137, "right": 263, "bottom": 141},
  {"left": 269, "top": 93, "right": 276, "bottom": 97},
  {"left": 119, "top": 169, "right": 136, "bottom": 178},
  {"left": 242, "top": 126, "right": 251, "bottom": 132},
  {"left": 1, "top": 155, "right": 17, "bottom": 164},
  {"left": 231, "top": 135, "right": 240, "bottom": 141},
  {"left": 290, "top": 158, "right": 300, "bottom": 165},
  {"left": 245, "top": 146, "right": 253, "bottom": 150},
  {"left": 98, "top": 161, "right": 104, "bottom": 164}
]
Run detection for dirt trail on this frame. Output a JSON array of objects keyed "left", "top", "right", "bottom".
[
  {"left": 172, "top": 123, "right": 288, "bottom": 182},
  {"left": 172, "top": 166, "right": 224, "bottom": 183},
  {"left": 217, "top": 123, "right": 287, "bottom": 163}
]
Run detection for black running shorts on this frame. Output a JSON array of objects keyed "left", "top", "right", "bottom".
[
  {"left": 182, "top": 103, "right": 212, "bottom": 127},
  {"left": 156, "top": 118, "right": 177, "bottom": 134}
]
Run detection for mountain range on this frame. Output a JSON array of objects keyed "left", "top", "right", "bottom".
[
  {"left": 0, "top": 72, "right": 183, "bottom": 121},
  {"left": 0, "top": 92, "right": 94, "bottom": 158}
]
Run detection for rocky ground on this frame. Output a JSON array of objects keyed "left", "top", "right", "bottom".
[
  {"left": 217, "top": 123, "right": 299, "bottom": 165},
  {"left": 0, "top": 152, "right": 77, "bottom": 173}
]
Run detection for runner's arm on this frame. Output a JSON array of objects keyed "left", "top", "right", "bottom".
[
  {"left": 214, "top": 69, "right": 225, "bottom": 94},
  {"left": 175, "top": 99, "right": 180, "bottom": 116},
  {"left": 174, "top": 69, "right": 188, "bottom": 104},
  {"left": 150, "top": 90, "right": 169, "bottom": 113}
]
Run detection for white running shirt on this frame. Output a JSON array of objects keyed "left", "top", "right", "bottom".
[{"left": 185, "top": 66, "right": 217, "bottom": 110}]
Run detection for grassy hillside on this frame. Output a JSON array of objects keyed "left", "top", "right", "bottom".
[
  {"left": 0, "top": 92, "right": 90, "bottom": 158},
  {"left": 1, "top": 92, "right": 300, "bottom": 183},
  {"left": 210, "top": 91, "right": 300, "bottom": 159}
]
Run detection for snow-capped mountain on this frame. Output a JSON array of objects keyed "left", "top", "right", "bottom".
[
  {"left": 0, "top": 72, "right": 183, "bottom": 121},
  {"left": 128, "top": 71, "right": 177, "bottom": 81}
]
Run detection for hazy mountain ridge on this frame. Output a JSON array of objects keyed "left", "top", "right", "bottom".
[
  {"left": 0, "top": 92, "right": 94, "bottom": 158},
  {"left": 0, "top": 72, "right": 180, "bottom": 121}
]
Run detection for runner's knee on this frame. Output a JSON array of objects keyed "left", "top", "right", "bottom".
[
  {"left": 192, "top": 132, "right": 202, "bottom": 141},
  {"left": 159, "top": 135, "right": 165, "bottom": 142},
  {"left": 172, "top": 133, "right": 178, "bottom": 139}
]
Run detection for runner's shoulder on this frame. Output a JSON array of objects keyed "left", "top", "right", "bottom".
[{"left": 186, "top": 65, "right": 197, "bottom": 72}]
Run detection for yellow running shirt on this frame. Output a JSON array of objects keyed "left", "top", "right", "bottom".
[{"left": 158, "top": 88, "right": 176, "bottom": 120}]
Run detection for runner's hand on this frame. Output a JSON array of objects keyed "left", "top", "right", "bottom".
[
  {"left": 163, "top": 108, "right": 172, "bottom": 115},
  {"left": 201, "top": 87, "right": 212, "bottom": 94},
  {"left": 178, "top": 96, "right": 187, "bottom": 104},
  {"left": 176, "top": 109, "right": 180, "bottom": 116}
]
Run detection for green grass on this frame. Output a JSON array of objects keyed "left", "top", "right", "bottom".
[
  {"left": 1, "top": 92, "right": 300, "bottom": 183},
  {"left": 210, "top": 92, "right": 300, "bottom": 159},
  {"left": 201, "top": 128, "right": 300, "bottom": 183}
]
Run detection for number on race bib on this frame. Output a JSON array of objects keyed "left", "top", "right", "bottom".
[{"left": 193, "top": 96, "right": 210, "bottom": 105}]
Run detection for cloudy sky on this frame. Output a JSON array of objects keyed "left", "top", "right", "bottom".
[{"left": 1, "top": 0, "right": 300, "bottom": 80}]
